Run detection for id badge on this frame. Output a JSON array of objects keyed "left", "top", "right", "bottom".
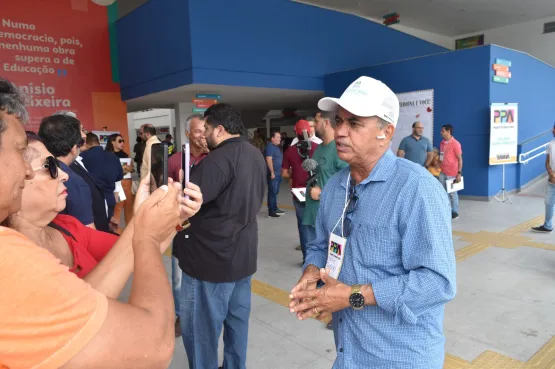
[
  {"left": 325, "top": 233, "right": 347, "bottom": 279},
  {"left": 439, "top": 152, "right": 444, "bottom": 162}
]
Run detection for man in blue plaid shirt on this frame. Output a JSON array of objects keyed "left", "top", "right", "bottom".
[{"left": 289, "top": 76, "right": 456, "bottom": 369}]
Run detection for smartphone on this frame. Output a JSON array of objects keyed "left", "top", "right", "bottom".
[
  {"left": 181, "top": 143, "right": 190, "bottom": 199},
  {"left": 150, "top": 143, "right": 168, "bottom": 193}
]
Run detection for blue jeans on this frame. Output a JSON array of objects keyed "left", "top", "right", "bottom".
[
  {"left": 544, "top": 182, "right": 555, "bottom": 230},
  {"left": 171, "top": 255, "right": 182, "bottom": 317},
  {"left": 439, "top": 172, "right": 460, "bottom": 214},
  {"left": 293, "top": 198, "right": 309, "bottom": 263},
  {"left": 180, "top": 273, "right": 252, "bottom": 369},
  {"left": 267, "top": 175, "right": 281, "bottom": 214}
]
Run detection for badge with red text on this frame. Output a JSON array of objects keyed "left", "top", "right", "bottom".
[{"left": 326, "top": 233, "right": 347, "bottom": 279}]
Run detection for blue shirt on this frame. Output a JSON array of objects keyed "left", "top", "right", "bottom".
[
  {"left": 80, "top": 146, "right": 124, "bottom": 207},
  {"left": 398, "top": 135, "right": 433, "bottom": 166},
  {"left": 264, "top": 143, "right": 283, "bottom": 175},
  {"left": 304, "top": 150, "right": 456, "bottom": 369},
  {"left": 58, "top": 161, "right": 94, "bottom": 225}
]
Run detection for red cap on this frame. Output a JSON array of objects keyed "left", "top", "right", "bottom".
[{"left": 295, "top": 120, "right": 311, "bottom": 136}]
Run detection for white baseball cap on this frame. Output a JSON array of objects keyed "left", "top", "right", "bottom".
[{"left": 318, "top": 76, "right": 400, "bottom": 126}]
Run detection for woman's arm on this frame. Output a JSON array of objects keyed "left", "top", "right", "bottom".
[{"left": 83, "top": 221, "right": 176, "bottom": 299}]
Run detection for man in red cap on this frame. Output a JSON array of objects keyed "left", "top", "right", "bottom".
[{"left": 281, "top": 119, "right": 319, "bottom": 263}]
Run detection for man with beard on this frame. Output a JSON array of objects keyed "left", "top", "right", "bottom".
[
  {"left": 173, "top": 103, "right": 266, "bottom": 369},
  {"left": 397, "top": 121, "right": 433, "bottom": 167}
]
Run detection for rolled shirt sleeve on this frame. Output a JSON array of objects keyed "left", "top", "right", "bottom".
[{"left": 372, "top": 176, "right": 456, "bottom": 324}]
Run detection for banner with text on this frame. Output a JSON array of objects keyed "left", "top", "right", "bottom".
[
  {"left": 489, "top": 104, "right": 518, "bottom": 165},
  {"left": 1, "top": 1, "right": 123, "bottom": 132},
  {"left": 391, "top": 89, "right": 434, "bottom": 154}
]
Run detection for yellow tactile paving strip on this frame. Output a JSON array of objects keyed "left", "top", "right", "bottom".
[{"left": 248, "top": 213, "right": 555, "bottom": 369}]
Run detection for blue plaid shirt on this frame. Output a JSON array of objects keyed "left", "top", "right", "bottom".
[{"left": 304, "top": 150, "right": 456, "bottom": 369}]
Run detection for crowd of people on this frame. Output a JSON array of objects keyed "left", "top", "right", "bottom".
[{"left": 1, "top": 70, "right": 553, "bottom": 369}]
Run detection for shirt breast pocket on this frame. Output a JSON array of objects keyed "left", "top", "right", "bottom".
[{"left": 352, "top": 224, "right": 402, "bottom": 270}]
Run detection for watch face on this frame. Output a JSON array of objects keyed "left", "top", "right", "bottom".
[{"left": 349, "top": 293, "right": 365, "bottom": 309}]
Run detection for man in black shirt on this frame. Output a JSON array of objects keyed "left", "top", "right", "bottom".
[{"left": 173, "top": 103, "right": 266, "bottom": 369}]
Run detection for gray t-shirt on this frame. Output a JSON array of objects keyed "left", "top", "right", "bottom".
[{"left": 399, "top": 135, "right": 433, "bottom": 166}]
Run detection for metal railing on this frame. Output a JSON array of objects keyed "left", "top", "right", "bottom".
[{"left": 519, "top": 142, "right": 549, "bottom": 165}]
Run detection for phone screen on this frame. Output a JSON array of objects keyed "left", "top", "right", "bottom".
[
  {"left": 182, "top": 143, "right": 190, "bottom": 199},
  {"left": 150, "top": 143, "right": 168, "bottom": 192}
]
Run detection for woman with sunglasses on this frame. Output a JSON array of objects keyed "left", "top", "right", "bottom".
[
  {"left": 6, "top": 133, "right": 120, "bottom": 278},
  {"left": 106, "top": 133, "right": 135, "bottom": 226}
]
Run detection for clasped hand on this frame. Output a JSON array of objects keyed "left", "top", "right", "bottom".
[{"left": 289, "top": 267, "right": 351, "bottom": 322}]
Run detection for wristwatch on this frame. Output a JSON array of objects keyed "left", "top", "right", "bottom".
[{"left": 349, "top": 285, "right": 365, "bottom": 310}]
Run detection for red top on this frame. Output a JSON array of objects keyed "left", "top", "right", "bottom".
[
  {"left": 168, "top": 151, "right": 209, "bottom": 183},
  {"left": 50, "top": 214, "right": 119, "bottom": 278},
  {"left": 282, "top": 142, "right": 318, "bottom": 188},
  {"left": 440, "top": 137, "right": 462, "bottom": 177}
]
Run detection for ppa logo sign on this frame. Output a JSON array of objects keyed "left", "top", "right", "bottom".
[{"left": 493, "top": 109, "right": 515, "bottom": 123}]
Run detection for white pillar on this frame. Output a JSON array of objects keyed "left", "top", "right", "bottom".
[
  {"left": 174, "top": 102, "right": 195, "bottom": 149},
  {"left": 265, "top": 118, "right": 271, "bottom": 138}
]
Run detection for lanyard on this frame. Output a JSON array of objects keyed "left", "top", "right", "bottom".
[{"left": 331, "top": 172, "right": 353, "bottom": 238}]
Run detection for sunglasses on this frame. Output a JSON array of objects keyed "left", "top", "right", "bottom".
[
  {"left": 342, "top": 183, "right": 359, "bottom": 237},
  {"left": 117, "top": 139, "right": 124, "bottom": 143},
  {"left": 32, "top": 156, "right": 59, "bottom": 179}
]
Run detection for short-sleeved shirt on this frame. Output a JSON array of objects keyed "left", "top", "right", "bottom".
[
  {"left": 0, "top": 227, "right": 108, "bottom": 369},
  {"left": 58, "top": 160, "right": 95, "bottom": 226},
  {"left": 440, "top": 138, "right": 463, "bottom": 177},
  {"left": 548, "top": 139, "right": 555, "bottom": 172},
  {"left": 50, "top": 214, "right": 119, "bottom": 278},
  {"left": 303, "top": 140, "right": 348, "bottom": 227},
  {"left": 281, "top": 142, "right": 318, "bottom": 188},
  {"left": 398, "top": 135, "right": 433, "bottom": 166},
  {"left": 264, "top": 143, "right": 283, "bottom": 175}
]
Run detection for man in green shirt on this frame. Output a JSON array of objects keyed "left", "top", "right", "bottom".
[{"left": 303, "top": 110, "right": 349, "bottom": 242}]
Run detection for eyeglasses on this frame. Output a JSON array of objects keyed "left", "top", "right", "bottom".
[
  {"left": 32, "top": 156, "right": 59, "bottom": 179},
  {"left": 342, "top": 183, "right": 358, "bottom": 237},
  {"left": 117, "top": 139, "right": 124, "bottom": 143}
]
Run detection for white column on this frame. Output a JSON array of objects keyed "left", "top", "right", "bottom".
[
  {"left": 265, "top": 118, "right": 271, "bottom": 138},
  {"left": 174, "top": 102, "right": 195, "bottom": 149}
]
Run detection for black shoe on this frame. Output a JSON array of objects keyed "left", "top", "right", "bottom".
[
  {"left": 268, "top": 213, "right": 280, "bottom": 218},
  {"left": 276, "top": 209, "right": 286, "bottom": 215},
  {"left": 452, "top": 213, "right": 459, "bottom": 220},
  {"left": 531, "top": 225, "right": 553, "bottom": 233}
]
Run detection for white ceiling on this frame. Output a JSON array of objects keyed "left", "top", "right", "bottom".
[
  {"left": 294, "top": 0, "right": 555, "bottom": 37},
  {"left": 125, "top": 84, "right": 324, "bottom": 112}
]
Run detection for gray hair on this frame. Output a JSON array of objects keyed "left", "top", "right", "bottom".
[
  {"left": 0, "top": 79, "right": 28, "bottom": 146},
  {"left": 374, "top": 116, "right": 390, "bottom": 130},
  {"left": 185, "top": 114, "right": 205, "bottom": 133}
]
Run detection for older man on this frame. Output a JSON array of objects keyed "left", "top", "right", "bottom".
[
  {"left": 140, "top": 124, "right": 162, "bottom": 179},
  {"left": 289, "top": 76, "right": 456, "bottom": 369},
  {"left": 0, "top": 78, "right": 203, "bottom": 368}
]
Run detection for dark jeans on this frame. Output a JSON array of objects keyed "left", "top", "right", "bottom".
[
  {"left": 293, "top": 198, "right": 309, "bottom": 263},
  {"left": 267, "top": 175, "right": 282, "bottom": 214},
  {"left": 180, "top": 273, "right": 252, "bottom": 369}
]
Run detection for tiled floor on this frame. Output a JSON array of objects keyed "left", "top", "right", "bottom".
[{"left": 119, "top": 178, "right": 555, "bottom": 369}]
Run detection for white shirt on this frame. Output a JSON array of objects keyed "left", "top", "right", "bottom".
[
  {"left": 549, "top": 139, "right": 555, "bottom": 171},
  {"left": 290, "top": 136, "right": 323, "bottom": 146}
]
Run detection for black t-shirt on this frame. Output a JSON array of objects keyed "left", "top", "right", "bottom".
[
  {"left": 173, "top": 137, "right": 266, "bottom": 282},
  {"left": 113, "top": 150, "right": 129, "bottom": 159}
]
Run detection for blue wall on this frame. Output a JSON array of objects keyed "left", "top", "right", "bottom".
[
  {"left": 325, "top": 47, "right": 491, "bottom": 197},
  {"left": 116, "top": 0, "right": 447, "bottom": 100},
  {"left": 489, "top": 45, "right": 555, "bottom": 195},
  {"left": 116, "top": 0, "right": 193, "bottom": 100}
]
